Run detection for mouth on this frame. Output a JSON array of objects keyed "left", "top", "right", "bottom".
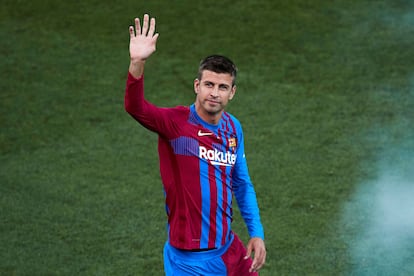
[{"left": 206, "top": 99, "right": 220, "bottom": 105}]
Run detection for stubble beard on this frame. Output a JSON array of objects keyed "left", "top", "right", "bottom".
[{"left": 204, "top": 100, "right": 224, "bottom": 115}]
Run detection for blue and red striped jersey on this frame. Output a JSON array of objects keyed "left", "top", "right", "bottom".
[{"left": 125, "top": 73, "right": 264, "bottom": 250}]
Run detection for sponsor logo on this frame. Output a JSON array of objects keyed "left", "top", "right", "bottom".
[
  {"left": 199, "top": 146, "right": 236, "bottom": 167},
  {"left": 197, "top": 130, "right": 213, "bottom": 137}
]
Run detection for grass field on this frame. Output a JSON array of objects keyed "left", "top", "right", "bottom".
[{"left": 1, "top": 0, "right": 414, "bottom": 275}]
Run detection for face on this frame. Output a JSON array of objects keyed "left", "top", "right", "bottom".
[{"left": 194, "top": 70, "right": 236, "bottom": 123}]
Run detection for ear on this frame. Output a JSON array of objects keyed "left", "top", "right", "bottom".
[
  {"left": 229, "top": 85, "right": 236, "bottom": 100},
  {"left": 194, "top": 79, "right": 200, "bottom": 94}
]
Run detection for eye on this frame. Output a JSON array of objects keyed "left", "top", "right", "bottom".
[
  {"left": 205, "top": 82, "right": 213, "bottom": 88},
  {"left": 219, "top": 85, "right": 230, "bottom": 91}
]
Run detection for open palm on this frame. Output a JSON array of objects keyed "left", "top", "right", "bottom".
[{"left": 129, "top": 14, "right": 159, "bottom": 61}]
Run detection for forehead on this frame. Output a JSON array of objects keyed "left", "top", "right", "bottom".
[{"left": 200, "top": 70, "right": 233, "bottom": 85}]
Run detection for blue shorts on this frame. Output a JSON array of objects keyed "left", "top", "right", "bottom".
[{"left": 163, "top": 232, "right": 258, "bottom": 276}]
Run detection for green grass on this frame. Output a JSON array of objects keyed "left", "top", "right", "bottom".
[{"left": 1, "top": 0, "right": 414, "bottom": 275}]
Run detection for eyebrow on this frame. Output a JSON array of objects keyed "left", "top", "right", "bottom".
[
  {"left": 203, "top": 80, "right": 230, "bottom": 88},
  {"left": 219, "top": 84, "right": 230, "bottom": 89}
]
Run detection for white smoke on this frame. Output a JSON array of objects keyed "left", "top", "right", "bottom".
[
  {"left": 342, "top": 142, "right": 414, "bottom": 274},
  {"left": 339, "top": 2, "right": 414, "bottom": 273}
]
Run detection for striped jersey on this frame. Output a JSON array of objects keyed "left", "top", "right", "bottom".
[{"left": 125, "top": 73, "right": 264, "bottom": 250}]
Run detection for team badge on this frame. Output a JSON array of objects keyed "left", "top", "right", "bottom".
[{"left": 228, "top": 137, "right": 237, "bottom": 148}]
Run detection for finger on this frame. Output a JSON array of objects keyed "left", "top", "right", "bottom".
[
  {"left": 244, "top": 243, "right": 252, "bottom": 259},
  {"left": 142, "top": 14, "right": 149, "bottom": 35},
  {"left": 152, "top": 33, "right": 160, "bottom": 44},
  {"left": 134, "top": 18, "right": 141, "bottom": 35},
  {"left": 148, "top": 17, "right": 156, "bottom": 37},
  {"left": 250, "top": 254, "right": 258, "bottom": 272},
  {"left": 129, "top": 26, "right": 135, "bottom": 38},
  {"left": 252, "top": 249, "right": 266, "bottom": 271},
  {"left": 250, "top": 259, "right": 260, "bottom": 273},
  {"left": 248, "top": 245, "right": 264, "bottom": 272}
]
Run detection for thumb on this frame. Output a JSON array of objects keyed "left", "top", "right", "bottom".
[
  {"left": 244, "top": 242, "right": 253, "bottom": 259},
  {"left": 152, "top": 33, "right": 160, "bottom": 44}
]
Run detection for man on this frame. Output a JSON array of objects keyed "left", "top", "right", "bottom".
[{"left": 125, "top": 14, "right": 266, "bottom": 275}]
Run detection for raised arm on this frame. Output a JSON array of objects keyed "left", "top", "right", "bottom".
[{"left": 128, "top": 14, "right": 159, "bottom": 78}]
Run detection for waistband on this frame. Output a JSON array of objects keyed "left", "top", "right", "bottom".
[{"left": 165, "top": 232, "right": 234, "bottom": 260}]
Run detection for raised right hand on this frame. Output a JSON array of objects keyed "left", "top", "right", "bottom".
[{"left": 129, "top": 14, "right": 159, "bottom": 62}]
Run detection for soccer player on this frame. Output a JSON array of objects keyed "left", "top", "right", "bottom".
[{"left": 125, "top": 14, "right": 266, "bottom": 275}]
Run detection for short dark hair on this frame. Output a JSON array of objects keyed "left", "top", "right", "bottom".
[{"left": 198, "top": 55, "right": 238, "bottom": 86}]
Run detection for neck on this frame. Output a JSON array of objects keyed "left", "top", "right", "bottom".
[{"left": 195, "top": 103, "right": 222, "bottom": 125}]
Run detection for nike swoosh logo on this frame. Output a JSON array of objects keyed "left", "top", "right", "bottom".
[{"left": 198, "top": 130, "right": 213, "bottom": 136}]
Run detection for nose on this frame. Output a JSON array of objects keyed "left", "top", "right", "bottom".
[{"left": 211, "top": 86, "right": 219, "bottom": 97}]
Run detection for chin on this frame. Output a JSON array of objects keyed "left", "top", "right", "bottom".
[
  {"left": 202, "top": 102, "right": 223, "bottom": 114},
  {"left": 207, "top": 108, "right": 222, "bottom": 115}
]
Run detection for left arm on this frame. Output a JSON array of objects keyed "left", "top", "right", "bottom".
[{"left": 232, "top": 131, "right": 266, "bottom": 272}]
